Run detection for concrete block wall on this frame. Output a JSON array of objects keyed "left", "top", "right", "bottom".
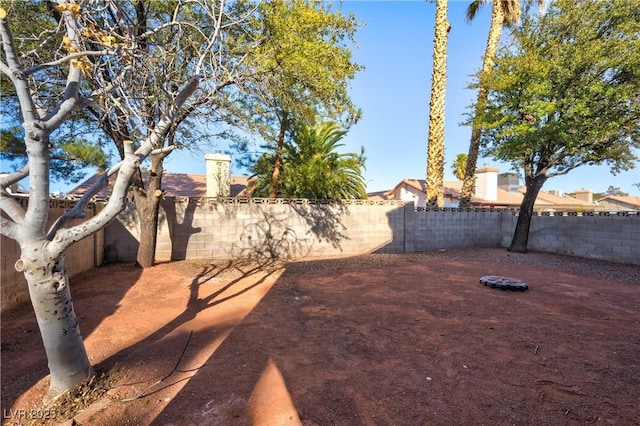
[
  {"left": 160, "top": 198, "right": 409, "bottom": 260},
  {"left": 7, "top": 198, "right": 637, "bottom": 311},
  {"left": 103, "top": 198, "right": 410, "bottom": 262},
  {"left": 501, "top": 212, "right": 640, "bottom": 264},
  {"left": 105, "top": 199, "right": 640, "bottom": 266},
  {"left": 413, "top": 209, "right": 503, "bottom": 251},
  {"left": 1, "top": 199, "right": 104, "bottom": 312}
]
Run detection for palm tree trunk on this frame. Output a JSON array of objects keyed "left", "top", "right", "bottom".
[
  {"left": 425, "top": 0, "right": 450, "bottom": 207},
  {"left": 459, "top": 1, "right": 506, "bottom": 208}
]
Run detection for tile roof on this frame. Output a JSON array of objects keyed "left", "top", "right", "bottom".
[
  {"left": 67, "top": 172, "right": 251, "bottom": 199},
  {"left": 596, "top": 195, "right": 640, "bottom": 208},
  {"left": 371, "top": 178, "right": 598, "bottom": 209}
]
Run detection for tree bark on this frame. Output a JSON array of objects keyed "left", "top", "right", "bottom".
[
  {"left": 269, "top": 113, "right": 288, "bottom": 199},
  {"left": 425, "top": 0, "right": 450, "bottom": 208},
  {"left": 459, "top": 2, "right": 505, "bottom": 208},
  {"left": 135, "top": 154, "right": 164, "bottom": 268},
  {"left": 508, "top": 173, "right": 547, "bottom": 253},
  {"left": 21, "top": 242, "right": 93, "bottom": 399}
]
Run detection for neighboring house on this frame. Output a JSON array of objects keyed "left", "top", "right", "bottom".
[
  {"left": 595, "top": 195, "right": 640, "bottom": 211},
  {"left": 67, "top": 153, "right": 252, "bottom": 199},
  {"left": 68, "top": 173, "right": 251, "bottom": 199},
  {"left": 371, "top": 165, "right": 599, "bottom": 211}
]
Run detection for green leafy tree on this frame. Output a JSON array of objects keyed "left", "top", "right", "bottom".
[
  {"left": 425, "top": 0, "right": 450, "bottom": 207},
  {"left": 474, "top": 0, "right": 640, "bottom": 252},
  {"left": 451, "top": 153, "right": 467, "bottom": 181},
  {"left": 250, "top": 120, "right": 366, "bottom": 200},
  {"left": 232, "top": 0, "right": 362, "bottom": 198},
  {"left": 605, "top": 185, "right": 628, "bottom": 197},
  {"left": 459, "top": 0, "right": 522, "bottom": 208}
]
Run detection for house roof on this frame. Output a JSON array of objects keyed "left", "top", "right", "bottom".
[
  {"left": 596, "top": 195, "right": 640, "bottom": 209},
  {"left": 372, "top": 178, "right": 597, "bottom": 210},
  {"left": 67, "top": 172, "right": 251, "bottom": 199}
]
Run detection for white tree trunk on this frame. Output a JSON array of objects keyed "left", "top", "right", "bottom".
[
  {"left": 0, "top": 1, "right": 200, "bottom": 400},
  {"left": 19, "top": 241, "right": 93, "bottom": 397}
]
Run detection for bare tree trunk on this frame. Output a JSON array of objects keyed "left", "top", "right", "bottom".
[
  {"left": 509, "top": 173, "right": 547, "bottom": 253},
  {"left": 21, "top": 244, "right": 93, "bottom": 399},
  {"left": 135, "top": 154, "right": 164, "bottom": 268}
]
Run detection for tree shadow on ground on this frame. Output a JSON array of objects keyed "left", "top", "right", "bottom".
[{"left": 81, "top": 258, "right": 285, "bottom": 424}]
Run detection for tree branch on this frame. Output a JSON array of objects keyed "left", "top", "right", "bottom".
[
  {"left": 0, "top": 8, "right": 21, "bottom": 70},
  {"left": 0, "top": 216, "right": 20, "bottom": 240},
  {"left": 46, "top": 76, "right": 200, "bottom": 256},
  {"left": 0, "top": 165, "right": 29, "bottom": 189},
  {"left": 0, "top": 192, "right": 25, "bottom": 225},
  {"left": 23, "top": 49, "right": 111, "bottom": 76}
]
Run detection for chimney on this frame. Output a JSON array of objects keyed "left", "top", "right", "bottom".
[
  {"left": 497, "top": 172, "right": 520, "bottom": 193},
  {"left": 205, "top": 152, "right": 231, "bottom": 198},
  {"left": 573, "top": 189, "right": 593, "bottom": 204},
  {"left": 474, "top": 164, "right": 499, "bottom": 201}
]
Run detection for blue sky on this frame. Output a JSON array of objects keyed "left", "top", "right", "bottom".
[
  {"left": 37, "top": 1, "right": 638, "bottom": 196},
  {"left": 164, "top": 0, "right": 640, "bottom": 197}
]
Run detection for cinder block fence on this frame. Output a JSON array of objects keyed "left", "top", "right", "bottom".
[{"left": 2, "top": 197, "right": 638, "bottom": 311}]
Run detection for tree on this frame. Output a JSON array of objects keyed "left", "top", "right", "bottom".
[
  {"left": 32, "top": 0, "right": 360, "bottom": 267},
  {"left": 0, "top": 1, "right": 109, "bottom": 184},
  {"left": 249, "top": 120, "right": 366, "bottom": 200},
  {"left": 0, "top": 0, "right": 240, "bottom": 398},
  {"left": 605, "top": 185, "right": 628, "bottom": 197},
  {"left": 75, "top": 1, "right": 260, "bottom": 268},
  {"left": 451, "top": 153, "right": 467, "bottom": 181},
  {"left": 458, "top": 0, "right": 522, "bottom": 208},
  {"left": 473, "top": 0, "right": 640, "bottom": 252},
  {"left": 425, "top": 0, "right": 450, "bottom": 207},
  {"left": 231, "top": 0, "right": 362, "bottom": 199}
]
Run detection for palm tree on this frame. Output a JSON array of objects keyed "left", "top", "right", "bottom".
[
  {"left": 458, "top": 0, "right": 522, "bottom": 208},
  {"left": 250, "top": 120, "right": 367, "bottom": 200},
  {"left": 451, "top": 153, "right": 467, "bottom": 181},
  {"left": 425, "top": 0, "right": 451, "bottom": 207}
]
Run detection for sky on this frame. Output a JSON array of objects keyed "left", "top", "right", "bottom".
[
  {"left": 15, "top": 0, "right": 640, "bottom": 196},
  {"left": 164, "top": 0, "right": 640, "bottom": 197}
]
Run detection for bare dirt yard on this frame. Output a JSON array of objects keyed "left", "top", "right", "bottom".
[{"left": 2, "top": 248, "right": 639, "bottom": 426}]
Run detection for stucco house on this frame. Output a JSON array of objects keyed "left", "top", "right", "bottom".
[
  {"left": 595, "top": 195, "right": 640, "bottom": 211},
  {"left": 67, "top": 152, "right": 252, "bottom": 200},
  {"left": 369, "top": 165, "right": 599, "bottom": 211}
]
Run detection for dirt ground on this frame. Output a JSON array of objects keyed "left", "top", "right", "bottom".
[{"left": 2, "top": 249, "right": 639, "bottom": 426}]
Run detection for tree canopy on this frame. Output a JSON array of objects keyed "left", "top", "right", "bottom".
[
  {"left": 477, "top": 0, "right": 639, "bottom": 179},
  {"left": 249, "top": 120, "right": 366, "bottom": 200},
  {"left": 229, "top": 0, "right": 362, "bottom": 197},
  {"left": 0, "top": 1, "right": 109, "bottom": 183},
  {"left": 473, "top": 0, "right": 640, "bottom": 251}
]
